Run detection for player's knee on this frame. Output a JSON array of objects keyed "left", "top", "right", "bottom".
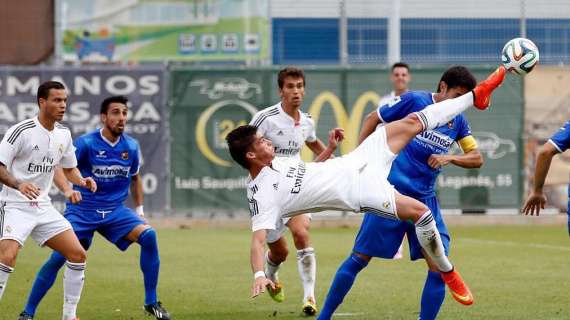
[
  {"left": 0, "top": 241, "right": 19, "bottom": 267},
  {"left": 138, "top": 228, "right": 158, "bottom": 248},
  {"left": 270, "top": 246, "right": 289, "bottom": 263},
  {"left": 66, "top": 247, "right": 87, "bottom": 263}
]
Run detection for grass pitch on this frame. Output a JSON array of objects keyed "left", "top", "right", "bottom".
[{"left": 1, "top": 224, "right": 568, "bottom": 319}]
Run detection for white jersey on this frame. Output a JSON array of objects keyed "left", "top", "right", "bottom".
[
  {"left": 0, "top": 117, "right": 77, "bottom": 204},
  {"left": 250, "top": 102, "right": 317, "bottom": 160},
  {"left": 247, "top": 157, "right": 361, "bottom": 232}
]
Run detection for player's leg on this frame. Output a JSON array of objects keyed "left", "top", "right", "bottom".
[
  {"left": 383, "top": 66, "right": 506, "bottom": 156},
  {"left": 0, "top": 239, "right": 19, "bottom": 301},
  {"left": 22, "top": 210, "right": 94, "bottom": 318},
  {"left": 43, "top": 229, "right": 87, "bottom": 320},
  {"left": 265, "top": 235, "right": 288, "bottom": 303},
  {"left": 418, "top": 254, "right": 447, "bottom": 320},
  {"left": 98, "top": 204, "right": 169, "bottom": 320},
  {"left": 287, "top": 214, "right": 317, "bottom": 315},
  {"left": 318, "top": 252, "right": 371, "bottom": 320},
  {"left": 394, "top": 193, "right": 473, "bottom": 306},
  {"left": 0, "top": 204, "right": 37, "bottom": 302}
]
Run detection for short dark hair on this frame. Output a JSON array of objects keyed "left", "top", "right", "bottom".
[
  {"left": 100, "top": 95, "right": 129, "bottom": 114},
  {"left": 277, "top": 67, "right": 305, "bottom": 89},
  {"left": 391, "top": 62, "right": 410, "bottom": 72},
  {"left": 226, "top": 125, "right": 258, "bottom": 169},
  {"left": 437, "top": 66, "right": 477, "bottom": 92},
  {"left": 37, "top": 81, "right": 65, "bottom": 105}
]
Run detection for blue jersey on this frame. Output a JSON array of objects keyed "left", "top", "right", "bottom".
[
  {"left": 67, "top": 129, "right": 141, "bottom": 211},
  {"left": 548, "top": 121, "right": 570, "bottom": 198},
  {"left": 378, "top": 91, "right": 472, "bottom": 198}
]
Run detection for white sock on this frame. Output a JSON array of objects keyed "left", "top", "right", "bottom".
[
  {"left": 414, "top": 211, "right": 453, "bottom": 272},
  {"left": 265, "top": 251, "right": 281, "bottom": 283},
  {"left": 0, "top": 262, "right": 14, "bottom": 301},
  {"left": 296, "top": 247, "right": 316, "bottom": 302},
  {"left": 63, "top": 261, "right": 86, "bottom": 320},
  {"left": 415, "top": 92, "right": 474, "bottom": 130}
]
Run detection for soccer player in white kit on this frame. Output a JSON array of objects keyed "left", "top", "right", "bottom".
[
  {"left": 0, "top": 81, "right": 97, "bottom": 320},
  {"left": 227, "top": 66, "right": 507, "bottom": 307},
  {"left": 249, "top": 67, "right": 326, "bottom": 315}
]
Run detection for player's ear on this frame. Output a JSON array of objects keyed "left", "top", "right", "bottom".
[
  {"left": 438, "top": 81, "right": 447, "bottom": 94},
  {"left": 246, "top": 151, "right": 256, "bottom": 161},
  {"left": 100, "top": 113, "right": 107, "bottom": 123}
]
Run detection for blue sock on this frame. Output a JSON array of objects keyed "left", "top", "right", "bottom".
[
  {"left": 419, "top": 271, "right": 446, "bottom": 320},
  {"left": 138, "top": 228, "right": 160, "bottom": 305},
  {"left": 567, "top": 211, "right": 570, "bottom": 236},
  {"left": 318, "top": 254, "right": 369, "bottom": 320},
  {"left": 24, "top": 251, "right": 67, "bottom": 315}
]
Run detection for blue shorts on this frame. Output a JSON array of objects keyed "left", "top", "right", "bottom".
[
  {"left": 353, "top": 196, "right": 450, "bottom": 260},
  {"left": 64, "top": 205, "right": 145, "bottom": 251}
]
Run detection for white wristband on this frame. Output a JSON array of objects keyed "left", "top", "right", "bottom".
[
  {"left": 254, "top": 271, "right": 266, "bottom": 279},
  {"left": 136, "top": 205, "right": 144, "bottom": 217}
]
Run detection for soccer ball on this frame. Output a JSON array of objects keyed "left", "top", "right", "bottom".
[{"left": 501, "top": 38, "right": 539, "bottom": 75}]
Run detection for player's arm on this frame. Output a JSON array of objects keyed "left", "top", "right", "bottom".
[
  {"left": 0, "top": 164, "right": 40, "bottom": 200},
  {"left": 54, "top": 167, "right": 82, "bottom": 204},
  {"left": 305, "top": 139, "right": 327, "bottom": 156},
  {"left": 61, "top": 167, "right": 97, "bottom": 193},
  {"left": 522, "top": 142, "right": 559, "bottom": 216},
  {"left": 314, "top": 128, "right": 345, "bottom": 162},
  {"left": 250, "top": 229, "right": 275, "bottom": 298},
  {"left": 359, "top": 111, "right": 382, "bottom": 144},
  {"left": 130, "top": 174, "right": 145, "bottom": 216},
  {"left": 427, "top": 136, "right": 483, "bottom": 169}
]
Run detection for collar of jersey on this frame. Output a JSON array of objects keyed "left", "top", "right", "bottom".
[
  {"left": 33, "top": 116, "right": 55, "bottom": 135},
  {"left": 99, "top": 128, "right": 121, "bottom": 147},
  {"left": 277, "top": 102, "right": 301, "bottom": 126}
]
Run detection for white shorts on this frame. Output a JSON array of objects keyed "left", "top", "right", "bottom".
[
  {"left": 345, "top": 127, "right": 398, "bottom": 219},
  {"left": 0, "top": 202, "right": 72, "bottom": 247},
  {"left": 266, "top": 213, "right": 312, "bottom": 244}
]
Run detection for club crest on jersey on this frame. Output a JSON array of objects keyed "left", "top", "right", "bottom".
[
  {"left": 58, "top": 144, "right": 64, "bottom": 154},
  {"left": 447, "top": 120, "right": 454, "bottom": 129},
  {"left": 121, "top": 151, "right": 129, "bottom": 160}
]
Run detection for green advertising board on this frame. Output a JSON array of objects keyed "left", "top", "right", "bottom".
[{"left": 169, "top": 67, "right": 523, "bottom": 215}]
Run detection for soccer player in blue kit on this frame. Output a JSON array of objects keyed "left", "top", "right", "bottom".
[
  {"left": 18, "top": 96, "right": 170, "bottom": 320},
  {"left": 523, "top": 120, "right": 570, "bottom": 234},
  {"left": 319, "top": 66, "right": 485, "bottom": 320}
]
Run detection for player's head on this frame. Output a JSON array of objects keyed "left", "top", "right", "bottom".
[
  {"left": 436, "top": 66, "right": 477, "bottom": 99},
  {"left": 226, "top": 125, "right": 274, "bottom": 170},
  {"left": 278, "top": 67, "right": 305, "bottom": 109},
  {"left": 37, "top": 81, "right": 67, "bottom": 122},
  {"left": 390, "top": 62, "right": 411, "bottom": 93},
  {"left": 100, "top": 95, "right": 129, "bottom": 137}
]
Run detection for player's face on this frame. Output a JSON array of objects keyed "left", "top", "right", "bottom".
[
  {"left": 390, "top": 67, "right": 410, "bottom": 92},
  {"left": 40, "top": 89, "right": 67, "bottom": 122},
  {"left": 279, "top": 76, "right": 305, "bottom": 109},
  {"left": 248, "top": 132, "right": 275, "bottom": 165},
  {"left": 444, "top": 86, "right": 469, "bottom": 100},
  {"left": 102, "top": 103, "right": 128, "bottom": 137}
]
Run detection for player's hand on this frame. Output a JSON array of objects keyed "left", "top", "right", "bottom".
[
  {"left": 427, "top": 154, "right": 451, "bottom": 169},
  {"left": 64, "top": 189, "right": 82, "bottom": 204},
  {"left": 328, "top": 128, "right": 345, "bottom": 149},
  {"left": 81, "top": 177, "right": 97, "bottom": 193},
  {"left": 521, "top": 192, "right": 547, "bottom": 216},
  {"left": 251, "top": 276, "right": 275, "bottom": 298},
  {"left": 17, "top": 182, "right": 40, "bottom": 200}
]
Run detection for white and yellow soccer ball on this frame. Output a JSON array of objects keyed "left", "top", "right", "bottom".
[{"left": 501, "top": 37, "right": 539, "bottom": 75}]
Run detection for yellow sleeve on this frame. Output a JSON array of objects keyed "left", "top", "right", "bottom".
[{"left": 458, "top": 135, "right": 478, "bottom": 153}]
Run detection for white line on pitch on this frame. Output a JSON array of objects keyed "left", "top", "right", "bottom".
[
  {"left": 333, "top": 312, "right": 366, "bottom": 317},
  {"left": 459, "top": 238, "right": 570, "bottom": 252}
]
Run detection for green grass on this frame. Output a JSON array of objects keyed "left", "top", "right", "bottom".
[{"left": 2, "top": 225, "right": 568, "bottom": 319}]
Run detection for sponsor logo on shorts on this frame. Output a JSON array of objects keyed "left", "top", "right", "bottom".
[
  {"left": 382, "top": 201, "right": 391, "bottom": 209},
  {"left": 5, "top": 225, "right": 12, "bottom": 233}
]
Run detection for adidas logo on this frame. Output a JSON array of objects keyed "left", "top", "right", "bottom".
[
  {"left": 32, "top": 145, "right": 39, "bottom": 151},
  {"left": 276, "top": 130, "right": 284, "bottom": 136}
]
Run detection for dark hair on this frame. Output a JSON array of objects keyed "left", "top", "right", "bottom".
[
  {"left": 37, "top": 81, "right": 65, "bottom": 105},
  {"left": 437, "top": 66, "right": 477, "bottom": 92},
  {"left": 277, "top": 67, "right": 305, "bottom": 89},
  {"left": 226, "top": 125, "right": 258, "bottom": 169},
  {"left": 100, "top": 95, "right": 129, "bottom": 114},
  {"left": 391, "top": 62, "right": 410, "bottom": 73}
]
